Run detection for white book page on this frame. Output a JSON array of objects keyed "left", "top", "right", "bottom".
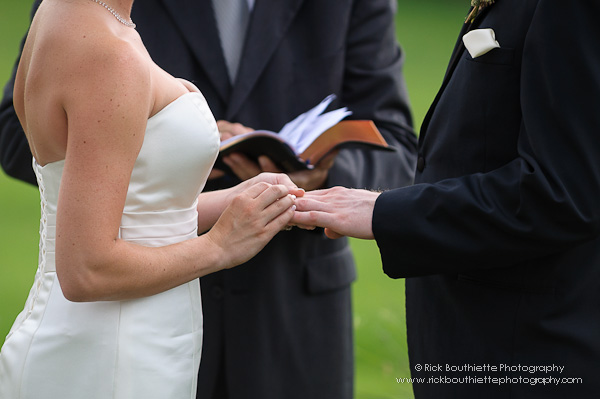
[
  {"left": 294, "top": 108, "right": 352, "bottom": 154},
  {"left": 277, "top": 94, "right": 352, "bottom": 153},
  {"left": 278, "top": 95, "right": 335, "bottom": 142}
]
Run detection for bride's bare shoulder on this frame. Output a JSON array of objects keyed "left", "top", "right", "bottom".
[
  {"left": 29, "top": 1, "right": 150, "bottom": 96},
  {"left": 16, "top": 1, "right": 152, "bottom": 165}
]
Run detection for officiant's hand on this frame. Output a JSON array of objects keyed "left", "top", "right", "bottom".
[
  {"left": 212, "top": 119, "right": 336, "bottom": 190},
  {"left": 209, "top": 120, "right": 255, "bottom": 179},
  {"left": 216, "top": 120, "right": 254, "bottom": 141},
  {"left": 223, "top": 152, "right": 337, "bottom": 192}
]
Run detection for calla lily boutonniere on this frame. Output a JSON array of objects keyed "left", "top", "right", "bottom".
[{"left": 466, "top": 0, "right": 495, "bottom": 24}]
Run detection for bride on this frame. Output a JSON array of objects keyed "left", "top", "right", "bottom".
[{"left": 0, "top": 0, "right": 302, "bottom": 398}]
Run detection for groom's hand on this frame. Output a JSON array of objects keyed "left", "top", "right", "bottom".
[{"left": 292, "top": 187, "right": 379, "bottom": 240}]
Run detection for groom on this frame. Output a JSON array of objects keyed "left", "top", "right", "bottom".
[{"left": 293, "top": 0, "right": 600, "bottom": 398}]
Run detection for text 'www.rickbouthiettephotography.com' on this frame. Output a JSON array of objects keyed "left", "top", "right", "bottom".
[{"left": 396, "top": 363, "right": 583, "bottom": 386}]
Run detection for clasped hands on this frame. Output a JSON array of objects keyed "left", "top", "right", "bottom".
[{"left": 214, "top": 120, "right": 380, "bottom": 240}]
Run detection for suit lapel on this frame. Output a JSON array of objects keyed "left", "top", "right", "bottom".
[
  {"left": 160, "top": 0, "right": 231, "bottom": 103},
  {"left": 226, "top": 0, "right": 305, "bottom": 119},
  {"left": 419, "top": 5, "right": 495, "bottom": 140}
]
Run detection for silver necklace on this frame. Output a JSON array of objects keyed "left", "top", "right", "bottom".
[{"left": 89, "top": 0, "right": 136, "bottom": 28}]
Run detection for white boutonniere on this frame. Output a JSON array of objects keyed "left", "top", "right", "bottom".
[{"left": 466, "top": 0, "right": 495, "bottom": 24}]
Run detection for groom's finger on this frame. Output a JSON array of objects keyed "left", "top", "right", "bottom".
[
  {"left": 294, "top": 197, "right": 330, "bottom": 212},
  {"left": 291, "top": 209, "right": 332, "bottom": 228},
  {"left": 324, "top": 228, "right": 344, "bottom": 240},
  {"left": 301, "top": 188, "right": 329, "bottom": 197}
]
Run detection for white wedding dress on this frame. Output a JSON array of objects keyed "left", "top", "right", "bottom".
[{"left": 0, "top": 91, "right": 220, "bottom": 399}]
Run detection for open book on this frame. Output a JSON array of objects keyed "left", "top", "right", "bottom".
[{"left": 214, "top": 95, "right": 394, "bottom": 173}]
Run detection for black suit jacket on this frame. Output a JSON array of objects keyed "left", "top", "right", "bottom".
[
  {"left": 373, "top": 0, "right": 600, "bottom": 398},
  {"left": 0, "top": 1, "right": 417, "bottom": 398}
]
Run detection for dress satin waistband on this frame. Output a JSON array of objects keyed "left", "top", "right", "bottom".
[{"left": 42, "top": 201, "right": 198, "bottom": 273}]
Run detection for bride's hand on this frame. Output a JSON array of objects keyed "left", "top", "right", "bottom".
[
  {"left": 241, "top": 172, "right": 305, "bottom": 198},
  {"left": 206, "top": 182, "right": 297, "bottom": 268}
]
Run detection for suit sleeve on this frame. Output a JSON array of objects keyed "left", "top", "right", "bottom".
[
  {"left": 0, "top": 1, "right": 41, "bottom": 186},
  {"left": 373, "top": 1, "right": 600, "bottom": 277},
  {"left": 327, "top": 0, "right": 417, "bottom": 191}
]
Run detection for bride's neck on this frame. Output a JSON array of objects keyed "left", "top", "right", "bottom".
[
  {"left": 112, "top": 0, "right": 134, "bottom": 16},
  {"left": 90, "top": 0, "right": 134, "bottom": 20}
]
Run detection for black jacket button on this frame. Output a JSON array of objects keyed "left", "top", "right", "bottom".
[{"left": 417, "top": 156, "right": 425, "bottom": 172}]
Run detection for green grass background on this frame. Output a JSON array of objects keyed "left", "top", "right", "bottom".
[{"left": 0, "top": 1, "right": 467, "bottom": 397}]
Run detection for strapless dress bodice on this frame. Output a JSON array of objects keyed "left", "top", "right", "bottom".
[
  {"left": 36, "top": 92, "right": 219, "bottom": 253},
  {"left": 0, "top": 91, "right": 220, "bottom": 399}
]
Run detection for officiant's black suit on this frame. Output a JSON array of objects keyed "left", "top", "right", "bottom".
[
  {"left": 373, "top": 1, "right": 600, "bottom": 397},
  {"left": 0, "top": 1, "right": 417, "bottom": 398}
]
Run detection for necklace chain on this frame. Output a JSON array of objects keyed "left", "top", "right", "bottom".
[{"left": 89, "top": 0, "right": 136, "bottom": 28}]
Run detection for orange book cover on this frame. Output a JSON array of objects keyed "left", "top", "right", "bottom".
[{"left": 299, "top": 120, "right": 390, "bottom": 165}]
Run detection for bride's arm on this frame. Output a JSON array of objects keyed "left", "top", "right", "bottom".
[{"left": 55, "top": 36, "right": 295, "bottom": 303}]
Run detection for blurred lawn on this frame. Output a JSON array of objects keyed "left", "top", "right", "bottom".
[{"left": 0, "top": 1, "right": 467, "bottom": 398}]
